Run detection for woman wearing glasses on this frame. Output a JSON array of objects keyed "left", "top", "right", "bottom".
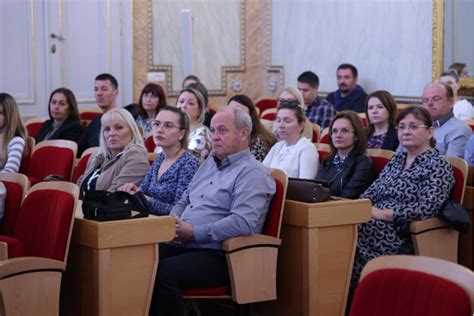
[
  {"left": 351, "top": 106, "right": 454, "bottom": 289},
  {"left": 77, "top": 108, "right": 149, "bottom": 199},
  {"left": 263, "top": 100, "right": 319, "bottom": 179},
  {"left": 315, "top": 111, "right": 376, "bottom": 198},
  {"left": 119, "top": 106, "right": 199, "bottom": 215},
  {"left": 364, "top": 90, "right": 399, "bottom": 151}
]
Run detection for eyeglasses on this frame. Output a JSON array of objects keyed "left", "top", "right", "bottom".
[
  {"left": 395, "top": 124, "right": 428, "bottom": 131},
  {"left": 277, "top": 100, "right": 301, "bottom": 109},
  {"left": 151, "top": 121, "right": 180, "bottom": 131},
  {"left": 330, "top": 128, "right": 354, "bottom": 136},
  {"left": 421, "top": 95, "right": 444, "bottom": 104}
]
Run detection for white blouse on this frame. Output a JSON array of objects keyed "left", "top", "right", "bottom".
[{"left": 263, "top": 137, "right": 319, "bottom": 179}]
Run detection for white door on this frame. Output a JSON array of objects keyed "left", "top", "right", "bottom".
[{"left": 0, "top": 0, "right": 133, "bottom": 118}]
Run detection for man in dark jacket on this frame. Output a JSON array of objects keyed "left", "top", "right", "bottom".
[{"left": 326, "top": 64, "right": 367, "bottom": 113}]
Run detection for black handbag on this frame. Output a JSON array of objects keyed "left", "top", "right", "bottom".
[
  {"left": 286, "top": 178, "right": 331, "bottom": 203},
  {"left": 437, "top": 199, "right": 471, "bottom": 233},
  {"left": 82, "top": 190, "right": 151, "bottom": 221}
]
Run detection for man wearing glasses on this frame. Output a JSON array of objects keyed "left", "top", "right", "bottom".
[{"left": 422, "top": 82, "right": 471, "bottom": 158}]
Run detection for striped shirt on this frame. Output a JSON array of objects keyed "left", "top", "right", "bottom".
[{"left": 1, "top": 136, "right": 25, "bottom": 173}]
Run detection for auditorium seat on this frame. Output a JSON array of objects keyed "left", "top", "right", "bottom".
[
  {"left": 145, "top": 135, "right": 156, "bottom": 153},
  {"left": 71, "top": 146, "right": 98, "bottom": 184},
  {"left": 255, "top": 96, "right": 277, "bottom": 116},
  {"left": 315, "top": 143, "right": 331, "bottom": 163},
  {"left": 26, "top": 139, "right": 77, "bottom": 185},
  {"left": 357, "top": 113, "right": 368, "bottom": 128},
  {"left": 312, "top": 123, "right": 320, "bottom": 143},
  {"left": 19, "top": 136, "right": 35, "bottom": 176},
  {"left": 183, "top": 168, "right": 288, "bottom": 310},
  {"left": 410, "top": 156, "right": 468, "bottom": 263},
  {"left": 319, "top": 127, "right": 330, "bottom": 144},
  {"left": 25, "top": 117, "right": 47, "bottom": 138},
  {"left": 260, "top": 107, "right": 277, "bottom": 121},
  {"left": 366, "top": 149, "right": 395, "bottom": 175},
  {"left": 0, "top": 173, "right": 29, "bottom": 236},
  {"left": 464, "top": 119, "right": 474, "bottom": 132},
  {"left": 79, "top": 107, "right": 102, "bottom": 128},
  {"left": 350, "top": 255, "right": 474, "bottom": 316},
  {"left": 0, "top": 181, "right": 79, "bottom": 315}
]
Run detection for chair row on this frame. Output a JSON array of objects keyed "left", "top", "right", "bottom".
[{"left": 0, "top": 176, "right": 79, "bottom": 315}]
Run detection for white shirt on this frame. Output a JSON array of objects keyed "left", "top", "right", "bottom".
[
  {"left": 453, "top": 99, "right": 473, "bottom": 120},
  {"left": 263, "top": 137, "right": 319, "bottom": 179}
]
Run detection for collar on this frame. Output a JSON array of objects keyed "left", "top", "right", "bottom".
[
  {"left": 433, "top": 112, "right": 454, "bottom": 128},
  {"left": 212, "top": 148, "right": 251, "bottom": 170}
]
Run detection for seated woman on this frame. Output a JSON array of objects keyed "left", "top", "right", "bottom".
[
  {"left": 263, "top": 100, "right": 318, "bottom": 179},
  {"left": 316, "top": 111, "right": 376, "bottom": 199},
  {"left": 175, "top": 88, "right": 211, "bottom": 162},
  {"left": 135, "top": 83, "right": 167, "bottom": 139},
  {"left": 77, "top": 108, "right": 149, "bottom": 199},
  {"left": 0, "top": 93, "right": 27, "bottom": 173},
  {"left": 365, "top": 90, "right": 399, "bottom": 151},
  {"left": 277, "top": 87, "right": 313, "bottom": 140},
  {"left": 227, "top": 95, "right": 276, "bottom": 161},
  {"left": 351, "top": 106, "right": 454, "bottom": 289},
  {"left": 35, "top": 88, "right": 82, "bottom": 143},
  {"left": 119, "top": 106, "right": 199, "bottom": 215}
]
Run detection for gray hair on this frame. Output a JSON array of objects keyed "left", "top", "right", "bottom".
[
  {"left": 98, "top": 108, "right": 145, "bottom": 157},
  {"left": 232, "top": 107, "right": 252, "bottom": 140}
]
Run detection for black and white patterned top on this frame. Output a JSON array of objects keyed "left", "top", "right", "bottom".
[
  {"left": 250, "top": 135, "right": 272, "bottom": 162},
  {"left": 351, "top": 148, "right": 454, "bottom": 288}
]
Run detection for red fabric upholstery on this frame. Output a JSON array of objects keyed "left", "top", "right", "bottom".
[
  {"left": 145, "top": 136, "right": 156, "bottom": 153},
  {"left": 182, "top": 286, "right": 230, "bottom": 296},
  {"left": 71, "top": 153, "right": 92, "bottom": 184},
  {"left": 80, "top": 111, "right": 101, "bottom": 121},
  {"left": 14, "top": 189, "right": 75, "bottom": 261},
  {"left": 451, "top": 165, "right": 464, "bottom": 203},
  {"left": 262, "top": 178, "right": 284, "bottom": 238},
  {"left": 25, "top": 122, "right": 43, "bottom": 138},
  {"left": 350, "top": 268, "right": 471, "bottom": 316},
  {"left": 318, "top": 150, "right": 330, "bottom": 163},
  {"left": 256, "top": 99, "right": 277, "bottom": 116},
  {"left": 320, "top": 133, "right": 330, "bottom": 144},
  {"left": 0, "top": 181, "right": 24, "bottom": 236},
  {"left": 0, "top": 235, "right": 24, "bottom": 258},
  {"left": 369, "top": 156, "right": 390, "bottom": 176},
  {"left": 27, "top": 147, "right": 74, "bottom": 184},
  {"left": 261, "top": 112, "right": 276, "bottom": 121}
]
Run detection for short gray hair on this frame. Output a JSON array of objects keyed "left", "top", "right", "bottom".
[{"left": 232, "top": 107, "right": 252, "bottom": 140}]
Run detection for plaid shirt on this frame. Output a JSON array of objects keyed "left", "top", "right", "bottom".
[{"left": 305, "top": 97, "right": 336, "bottom": 129}]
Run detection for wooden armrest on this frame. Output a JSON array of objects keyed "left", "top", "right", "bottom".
[
  {"left": 0, "top": 257, "right": 65, "bottom": 278},
  {"left": 222, "top": 234, "right": 282, "bottom": 252},
  {"left": 0, "top": 242, "right": 7, "bottom": 261},
  {"left": 410, "top": 217, "right": 450, "bottom": 234}
]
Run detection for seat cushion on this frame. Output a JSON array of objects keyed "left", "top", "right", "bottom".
[
  {"left": 0, "top": 181, "right": 24, "bottom": 236},
  {"left": 350, "top": 268, "right": 471, "bottom": 316},
  {"left": 0, "top": 235, "right": 25, "bottom": 258}
]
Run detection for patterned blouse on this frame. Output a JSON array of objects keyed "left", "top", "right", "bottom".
[
  {"left": 250, "top": 135, "right": 272, "bottom": 162},
  {"left": 140, "top": 151, "right": 199, "bottom": 215},
  {"left": 352, "top": 148, "right": 454, "bottom": 288},
  {"left": 136, "top": 115, "right": 153, "bottom": 139},
  {"left": 189, "top": 125, "right": 212, "bottom": 162},
  {"left": 367, "top": 133, "right": 386, "bottom": 149}
]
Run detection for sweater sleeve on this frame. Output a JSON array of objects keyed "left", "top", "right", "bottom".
[{"left": 1, "top": 137, "right": 25, "bottom": 173}]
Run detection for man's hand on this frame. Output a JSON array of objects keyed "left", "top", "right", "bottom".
[{"left": 174, "top": 216, "right": 195, "bottom": 243}]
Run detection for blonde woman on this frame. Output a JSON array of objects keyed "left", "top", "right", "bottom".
[
  {"left": 277, "top": 87, "right": 313, "bottom": 140},
  {"left": 0, "top": 93, "right": 27, "bottom": 173},
  {"left": 77, "top": 108, "right": 149, "bottom": 198},
  {"left": 175, "top": 88, "right": 211, "bottom": 162}
]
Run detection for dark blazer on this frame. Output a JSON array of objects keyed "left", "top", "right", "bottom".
[
  {"left": 366, "top": 126, "right": 399, "bottom": 152},
  {"left": 316, "top": 153, "right": 376, "bottom": 199},
  {"left": 35, "top": 117, "right": 82, "bottom": 143},
  {"left": 77, "top": 114, "right": 102, "bottom": 157}
]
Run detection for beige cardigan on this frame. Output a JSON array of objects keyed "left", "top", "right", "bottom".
[{"left": 77, "top": 144, "right": 149, "bottom": 193}]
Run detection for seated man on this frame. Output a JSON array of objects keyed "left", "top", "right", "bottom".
[
  {"left": 422, "top": 82, "right": 471, "bottom": 158},
  {"left": 297, "top": 70, "right": 336, "bottom": 129},
  {"left": 326, "top": 63, "right": 367, "bottom": 113},
  {"left": 149, "top": 107, "right": 276, "bottom": 316}
]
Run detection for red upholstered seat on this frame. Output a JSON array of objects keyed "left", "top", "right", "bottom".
[
  {"left": 145, "top": 135, "right": 156, "bottom": 153},
  {"left": 71, "top": 147, "right": 97, "bottom": 184},
  {"left": 0, "top": 181, "right": 25, "bottom": 236},
  {"left": 0, "top": 235, "right": 24, "bottom": 258},
  {"left": 26, "top": 140, "right": 77, "bottom": 185},
  {"left": 350, "top": 268, "right": 471, "bottom": 316},
  {"left": 255, "top": 98, "right": 277, "bottom": 116},
  {"left": 366, "top": 149, "right": 395, "bottom": 176}
]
